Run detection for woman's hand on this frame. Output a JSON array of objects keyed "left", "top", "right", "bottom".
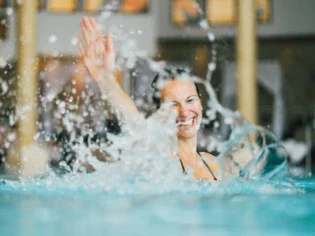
[
  {"left": 77, "top": 17, "right": 116, "bottom": 81},
  {"left": 77, "top": 17, "right": 139, "bottom": 117}
]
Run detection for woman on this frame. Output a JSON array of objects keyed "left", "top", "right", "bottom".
[{"left": 77, "top": 17, "right": 219, "bottom": 181}]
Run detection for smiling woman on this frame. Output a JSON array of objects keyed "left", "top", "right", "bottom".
[
  {"left": 151, "top": 68, "right": 203, "bottom": 139},
  {"left": 151, "top": 68, "right": 219, "bottom": 181},
  {"left": 77, "top": 16, "right": 219, "bottom": 181}
]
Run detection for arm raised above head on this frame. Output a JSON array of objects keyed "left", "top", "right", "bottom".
[{"left": 77, "top": 16, "right": 139, "bottom": 119}]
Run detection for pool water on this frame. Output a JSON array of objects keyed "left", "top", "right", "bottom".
[{"left": 0, "top": 175, "right": 314, "bottom": 236}]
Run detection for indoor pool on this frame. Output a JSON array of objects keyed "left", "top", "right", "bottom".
[{"left": 0, "top": 175, "right": 314, "bottom": 236}]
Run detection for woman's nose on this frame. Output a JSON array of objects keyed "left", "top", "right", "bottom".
[{"left": 178, "top": 104, "right": 189, "bottom": 116}]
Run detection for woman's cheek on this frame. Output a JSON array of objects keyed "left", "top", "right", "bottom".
[{"left": 192, "top": 103, "right": 202, "bottom": 114}]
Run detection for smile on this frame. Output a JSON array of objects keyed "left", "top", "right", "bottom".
[{"left": 176, "top": 117, "right": 196, "bottom": 127}]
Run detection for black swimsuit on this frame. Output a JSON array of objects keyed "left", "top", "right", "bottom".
[{"left": 179, "top": 151, "right": 218, "bottom": 181}]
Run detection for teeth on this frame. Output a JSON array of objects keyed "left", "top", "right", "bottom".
[{"left": 179, "top": 118, "right": 194, "bottom": 126}]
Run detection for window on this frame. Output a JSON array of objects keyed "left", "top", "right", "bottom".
[
  {"left": 47, "top": 0, "right": 76, "bottom": 12},
  {"left": 206, "top": 0, "right": 271, "bottom": 25},
  {"left": 172, "top": 0, "right": 271, "bottom": 26},
  {"left": 84, "top": 0, "right": 103, "bottom": 13},
  {"left": 171, "top": 0, "right": 203, "bottom": 26},
  {"left": 206, "top": 0, "right": 235, "bottom": 25},
  {"left": 120, "top": 0, "right": 149, "bottom": 14}
]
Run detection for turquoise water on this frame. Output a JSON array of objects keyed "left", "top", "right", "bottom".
[{"left": 0, "top": 175, "right": 314, "bottom": 236}]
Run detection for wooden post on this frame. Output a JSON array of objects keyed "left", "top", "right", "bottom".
[
  {"left": 237, "top": 0, "right": 257, "bottom": 124},
  {"left": 10, "top": 0, "right": 48, "bottom": 177}
]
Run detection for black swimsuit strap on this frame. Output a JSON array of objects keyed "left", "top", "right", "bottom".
[
  {"left": 178, "top": 152, "right": 217, "bottom": 181},
  {"left": 179, "top": 158, "right": 187, "bottom": 175},
  {"left": 197, "top": 151, "right": 218, "bottom": 181}
]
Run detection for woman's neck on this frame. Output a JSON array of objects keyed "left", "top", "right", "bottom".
[{"left": 177, "top": 135, "right": 198, "bottom": 159}]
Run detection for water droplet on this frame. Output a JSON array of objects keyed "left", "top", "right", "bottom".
[
  {"left": 208, "top": 32, "right": 215, "bottom": 42},
  {"left": 6, "top": 8, "right": 13, "bottom": 16},
  {"left": 7, "top": 132, "right": 16, "bottom": 142},
  {"left": 71, "top": 37, "right": 77, "bottom": 45},
  {"left": 208, "top": 62, "right": 216, "bottom": 71},
  {"left": 49, "top": 35, "right": 58, "bottom": 43},
  {"left": 199, "top": 19, "right": 209, "bottom": 29},
  {"left": 34, "top": 132, "right": 40, "bottom": 140},
  {"left": 0, "top": 57, "right": 7, "bottom": 68},
  {"left": 1, "top": 81, "right": 8, "bottom": 94}
]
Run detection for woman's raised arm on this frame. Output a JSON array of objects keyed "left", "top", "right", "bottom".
[{"left": 77, "top": 16, "right": 139, "bottom": 119}]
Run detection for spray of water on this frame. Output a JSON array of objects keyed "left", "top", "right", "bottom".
[{"left": 0, "top": 1, "right": 292, "bottom": 195}]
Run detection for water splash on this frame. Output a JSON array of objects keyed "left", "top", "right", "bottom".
[{"left": 0, "top": 0, "right": 291, "bottom": 195}]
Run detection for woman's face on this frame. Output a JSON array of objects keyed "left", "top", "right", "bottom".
[{"left": 160, "top": 79, "right": 202, "bottom": 139}]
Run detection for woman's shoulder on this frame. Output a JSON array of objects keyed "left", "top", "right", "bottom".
[
  {"left": 200, "top": 152, "right": 216, "bottom": 161},
  {"left": 199, "top": 151, "right": 220, "bottom": 181}
]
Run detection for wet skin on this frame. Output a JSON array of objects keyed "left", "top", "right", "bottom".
[
  {"left": 78, "top": 17, "right": 219, "bottom": 181},
  {"left": 161, "top": 79, "right": 219, "bottom": 181}
]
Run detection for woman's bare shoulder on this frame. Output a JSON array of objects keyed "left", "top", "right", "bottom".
[{"left": 200, "top": 152, "right": 216, "bottom": 160}]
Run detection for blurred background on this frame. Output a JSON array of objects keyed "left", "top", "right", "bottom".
[{"left": 0, "top": 0, "right": 314, "bottom": 175}]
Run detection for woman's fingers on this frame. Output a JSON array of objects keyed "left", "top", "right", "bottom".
[
  {"left": 76, "top": 35, "right": 86, "bottom": 55},
  {"left": 90, "top": 17, "right": 102, "bottom": 37},
  {"left": 87, "top": 17, "right": 108, "bottom": 54},
  {"left": 90, "top": 17, "right": 97, "bottom": 28},
  {"left": 80, "top": 20, "right": 91, "bottom": 46},
  {"left": 89, "top": 17, "right": 105, "bottom": 55},
  {"left": 79, "top": 17, "right": 116, "bottom": 77},
  {"left": 83, "top": 16, "right": 94, "bottom": 34},
  {"left": 84, "top": 17, "right": 97, "bottom": 42},
  {"left": 105, "top": 32, "right": 114, "bottom": 53},
  {"left": 81, "top": 17, "right": 103, "bottom": 47}
]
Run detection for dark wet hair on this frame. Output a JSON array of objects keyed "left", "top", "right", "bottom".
[{"left": 151, "top": 67, "right": 201, "bottom": 109}]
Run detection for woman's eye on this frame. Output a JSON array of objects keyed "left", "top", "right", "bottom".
[
  {"left": 169, "top": 102, "right": 178, "bottom": 108},
  {"left": 187, "top": 99, "right": 195, "bottom": 103}
]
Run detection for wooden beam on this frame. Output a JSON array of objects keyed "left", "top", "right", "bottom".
[{"left": 237, "top": 0, "right": 258, "bottom": 124}]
